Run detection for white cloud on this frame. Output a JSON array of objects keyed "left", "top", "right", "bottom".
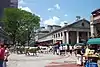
[
  {"left": 18, "top": 6, "right": 33, "bottom": 13},
  {"left": 54, "top": 4, "right": 60, "bottom": 10},
  {"left": 47, "top": 4, "right": 60, "bottom": 11},
  {"left": 36, "top": 14, "right": 41, "bottom": 17},
  {"left": 64, "top": 14, "right": 68, "bottom": 17},
  {"left": 18, "top": 0, "right": 32, "bottom": 13},
  {"left": 43, "top": 16, "right": 60, "bottom": 25},
  {"left": 18, "top": 6, "right": 41, "bottom": 18},
  {"left": 42, "top": 16, "right": 68, "bottom": 27},
  {"left": 48, "top": 8, "right": 54, "bottom": 11},
  {"left": 60, "top": 21, "right": 68, "bottom": 27},
  {"left": 40, "top": 18, "right": 43, "bottom": 21},
  {"left": 19, "top": 0, "right": 26, "bottom": 5}
]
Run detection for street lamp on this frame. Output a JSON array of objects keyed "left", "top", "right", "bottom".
[{"left": 26, "top": 28, "right": 30, "bottom": 47}]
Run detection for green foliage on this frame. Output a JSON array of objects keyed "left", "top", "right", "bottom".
[{"left": 1, "top": 8, "right": 40, "bottom": 45}]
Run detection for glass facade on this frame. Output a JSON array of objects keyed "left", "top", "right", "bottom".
[{"left": 10, "top": 0, "right": 18, "bottom": 8}]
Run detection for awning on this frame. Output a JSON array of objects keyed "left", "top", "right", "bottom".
[
  {"left": 75, "top": 43, "right": 85, "bottom": 46},
  {"left": 60, "top": 44, "right": 66, "bottom": 46},
  {"left": 87, "top": 38, "right": 100, "bottom": 44}
]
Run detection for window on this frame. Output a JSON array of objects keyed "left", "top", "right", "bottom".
[
  {"left": 54, "top": 35, "right": 55, "bottom": 38},
  {"left": 58, "top": 33, "right": 60, "bottom": 37},
  {"left": 82, "top": 23, "right": 84, "bottom": 26},
  {"left": 56, "top": 34, "right": 57, "bottom": 38}
]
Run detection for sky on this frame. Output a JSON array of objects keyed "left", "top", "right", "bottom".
[{"left": 18, "top": 0, "right": 100, "bottom": 27}]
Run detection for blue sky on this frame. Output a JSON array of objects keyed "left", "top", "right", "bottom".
[{"left": 18, "top": 0, "right": 100, "bottom": 27}]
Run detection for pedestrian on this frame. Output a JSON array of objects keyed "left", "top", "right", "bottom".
[
  {"left": 0, "top": 43, "right": 5, "bottom": 67},
  {"left": 59, "top": 46, "right": 63, "bottom": 55},
  {"left": 53, "top": 45, "right": 57, "bottom": 55},
  {"left": 3, "top": 45, "right": 10, "bottom": 67},
  {"left": 69, "top": 46, "right": 72, "bottom": 55},
  {"left": 76, "top": 49, "right": 82, "bottom": 66}
]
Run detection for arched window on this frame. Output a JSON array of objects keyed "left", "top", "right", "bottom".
[{"left": 82, "top": 23, "right": 84, "bottom": 26}]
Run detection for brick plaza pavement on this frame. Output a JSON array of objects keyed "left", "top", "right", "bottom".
[{"left": 8, "top": 53, "right": 97, "bottom": 67}]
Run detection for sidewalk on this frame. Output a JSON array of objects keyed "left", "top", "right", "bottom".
[
  {"left": 45, "top": 54, "right": 78, "bottom": 67},
  {"left": 46, "top": 64, "right": 84, "bottom": 67},
  {"left": 8, "top": 53, "right": 100, "bottom": 67},
  {"left": 7, "top": 53, "right": 68, "bottom": 67},
  {"left": 46, "top": 54, "right": 100, "bottom": 67}
]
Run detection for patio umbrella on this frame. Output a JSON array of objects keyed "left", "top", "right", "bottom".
[
  {"left": 60, "top": 44, "right": 65, "bottom": 46},
  {"left": 75, "top": 43, "right": 85, "bottom": 46},
  {"left": 87, "top": 38, "right": 100, "bottom": 45},
  {"left": 60, "top": 43, "right": 70, "bottom": 46}
]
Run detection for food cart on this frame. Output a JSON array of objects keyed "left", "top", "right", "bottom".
[{"left": 84, "top": 38, "right": 100, "bottom": 67}]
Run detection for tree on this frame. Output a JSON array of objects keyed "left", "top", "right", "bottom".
[{"left": 1, "top": 8, "right": 40, "bottom": 46}]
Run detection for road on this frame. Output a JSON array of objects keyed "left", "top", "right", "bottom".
[{"left": 7, "top": 53, "right": 78, "bottom": 67}]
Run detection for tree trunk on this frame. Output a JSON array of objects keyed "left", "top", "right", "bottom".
[{"left": 12, "top": 30, "right": 17, "bottom": 50}]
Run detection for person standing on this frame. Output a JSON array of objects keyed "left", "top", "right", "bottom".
[{"left": 0, "top": 43, "right": 5, "bottom": 67}]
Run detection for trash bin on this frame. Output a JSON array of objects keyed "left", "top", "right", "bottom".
[{"left": 85, "top": 62, "right": 98, "bottom": 67}]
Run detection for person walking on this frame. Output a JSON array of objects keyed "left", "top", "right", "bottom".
[
  {"left": 3, "top": 45, "right": 10, "bottom": 67},
  {"left": 0, "top": 43, "right": 5, "bottom": 67},
  {"left": 53, "top": 45, "right": 57, "bottom": 55},
  {"left": 69, "top": 46, "right": 72, "bottom": 55},
  {"left": 81, "top": 46, "right": 85, "bottom": 65},
  {"left": 76, "top": 49, "right": 82, "bottom": 66}
]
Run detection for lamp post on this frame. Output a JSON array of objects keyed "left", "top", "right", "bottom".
[{"left": 26, "top": 28, "right": 30, "bottom": 47}]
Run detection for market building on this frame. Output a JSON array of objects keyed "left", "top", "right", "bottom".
[
  {"left": 37, "top": 18, "right": 90, "bottom": 45},
  {"left": 35, "top": 25, "right": 61, "bottom": 45}
]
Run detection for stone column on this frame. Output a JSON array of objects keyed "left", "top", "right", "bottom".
[
  {"left": 91, "top": 25, "right": 97, "bottom": 37},
  {"left": 90, "top": 16, "right": 97, "bottom": 37},
  {"left": 87, "top": 32, "right": 90, "bottom": 39},
  {"left": 77, "top": 31, "right": 79, "bottom": 43},
  {"left": 63, "top": 31, "right": 65, "bottom": 44},
  {"left": 66, "top": 31, "right": 69, "bottom": 44},
  {"left": 91, "top": 25, "right": 94, "bottom": 37}
]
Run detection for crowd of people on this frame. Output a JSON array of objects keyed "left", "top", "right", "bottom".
[
  {"left": 52, "top": 43, "right": 87, "bottom": 66},
  {"left": 0, "top": 41, "right": 98, "bottom": 67},
  {"left": 0, "top": 43, "right": 10, "bottom": 67},
  {"left": 53, "top": 44, "right": 73, "bottom": 56}
]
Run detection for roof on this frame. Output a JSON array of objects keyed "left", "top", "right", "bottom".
[
  {"left": 39, "top": 19, "right": 90, "bottom": 39},
  {"left": 63, "top": 18, "right": 90, "bottom": 27},
  {"left": 51, "top": 18, "right": 90, "bottom": 33},
  {"left": 92, "top": 8, "right": 100, "bottom": 14}
]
